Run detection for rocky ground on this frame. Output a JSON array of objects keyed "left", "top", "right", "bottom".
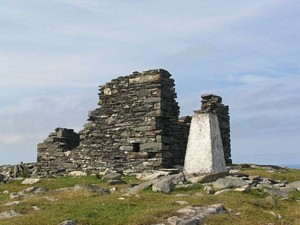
[{"left": 0, "top": 164, "right": 299, "bottom": 225}]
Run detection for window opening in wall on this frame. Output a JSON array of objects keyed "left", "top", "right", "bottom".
[{"left": 132, "top": 143, "right": 140, "bottom": 152}]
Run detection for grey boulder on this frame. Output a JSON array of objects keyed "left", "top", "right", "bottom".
[{"left": 213, "top": 177, "right": 248, "bottom": 190}]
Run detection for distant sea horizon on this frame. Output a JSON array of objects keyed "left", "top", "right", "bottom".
[{"left": 281, "top": 164, "right": 300, "bottom": 169}]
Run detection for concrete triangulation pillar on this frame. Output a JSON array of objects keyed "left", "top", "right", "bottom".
[{"left": 184, "top": 112, "right": 227, "bottom": 174}]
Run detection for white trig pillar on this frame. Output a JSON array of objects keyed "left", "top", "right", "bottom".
[{"left": 184, "top": 112, "right": 227, "bottom": 174}]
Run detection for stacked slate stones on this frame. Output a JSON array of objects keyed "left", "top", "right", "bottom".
[
  {"left": 79, "top": 69, "right": 188, "bottom": 172},
  {"left": 200, "top": 94, "right": 232, "bottom": 164},
  {"left": 37, "top": 128, "right": 80, "bottom": 174}
]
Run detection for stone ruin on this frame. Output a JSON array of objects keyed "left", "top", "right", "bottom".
[
  {"left": 1, "top": 69, "right": 231, "bottom": 177},
  {"left": 37, "top": 128, "right": 80, "bottom": 162}
]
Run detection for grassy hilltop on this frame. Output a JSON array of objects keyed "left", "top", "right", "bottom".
[{"left": 0, "top": 165, "right": 300, "bottom": 225}]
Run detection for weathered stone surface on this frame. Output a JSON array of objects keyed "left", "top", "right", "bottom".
[
  {"left": 185, "top": 172, "right": 227, "bottom": 184},
  {"left": 284, "top": 180, "right": 300, "bottom": 191},
  {"left": 59, "top": 220, "right": 77, "bottom": 225},
  {"left": 184, "top": 113, "right": 227, "bottom": 174},
  {"left": 68, "top": 171, "right": 87, "bottom": 177},
  {"left": 126, "top": 179, "right": 159, "bottom": 195},
  {"left": 107, "top": 179, "right": 127, "bottom": 185},
  {"left": 21, "top": 178, "right": 40, "bottom": 185},
  {"left": 102, "top": 173, "right": 122, "bottom": 180},
  {"left": 213, "top": 177, "right": 249, "bottom": 190},
  {"left": 136, "top": 170, "right": 171, "bottom": 180},
  {"left": 23, "top": 186, "right": 49, "bottom": 194},
  {"left": 174, "top": 201, "right": 189, "bottom": 206},
  {"left": 214, "top": 189, "right": 232, "bottom": 195},
  {"left": 0, "top": 210, "right": 21, "bottom": 220},
  {"left": 37, "top": 128, "right": 80, "bottom": 162},
  {"left": 204, "top": 186, "right": 214, "bottom": 194},
  {"left": 234, "top": 185, "right": 250, "bottom": 192},
  {"left": 3, "top": 201, "right": 21, "bottom": 206},
  {"left": 160, "top": 204, "right": 225, "bottom": 225},
  {"left": 152, "top": 177, "right": 175, "bottom": 194}
]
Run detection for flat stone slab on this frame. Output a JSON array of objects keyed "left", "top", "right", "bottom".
[
  {"left": 185, "top": 172, "right": 228, "bottom": 184},
  {"left": 159, "top": 204, "right": 226, "bottom": 225},
  {"left": 21, "top": 178, "right": 40, "bottom": 185},
  {"left": 213, "top": 177, "right": 249, "bottom": 190}
]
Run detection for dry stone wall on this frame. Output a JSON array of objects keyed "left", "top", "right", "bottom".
[
  {"left": 37, "top": 128, "right": 80, "bottom": 162},
  {"left": 79, "top": 69, "right": 189, "bottom": 171}
]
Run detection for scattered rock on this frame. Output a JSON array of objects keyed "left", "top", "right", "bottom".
[
  {"left": 214, "top": 189, "right": 232, "bottom": 195},
  {"left": 3, "top": 201, "right": 21, "bottom": 206},
  {"left": 10, "top": 192, "right": 23, "bottom": 199},
  {"left": 136, "top": 170, "right": 170, "bottom": 180},
  {"left": 102, "top": 172, "right": 122, "bottom": 180},
  {"left": 23, "top": 187, "right": 39, "bottom": 193},
  {"left": 23, "top": 186, "right": 49, "bottom": 194},
  {"left": 34, "top": 187, "right": 49, "bottom": 194},
  {"left": 176, "top": 184, "right": 195, "bottom": 189},
  {"left": 107, "top": 179, "right": 127, "bottom": 185},
  {"left": 229, "top": 171, "right": 249, "bottom": 178},
  {"left": 234, "top": 185, "right": 250, "bottom": 192},
  {"left": 99, "top": 168, "right": 116, "bottom": 176},
  {"left": 44, "top": 196, "right": 58, "bottom": 201},
  {"left": 213, "top": 177, "right": 248, "bottom": 190},
  {"left": 204, "top": 186, "right": 214, "bottom": 194},
  {"left": 21, "top": 178, "right": 40, "bottom": 185},
  {"left": 110, "top": 187, "right": 117, "bottom": 194},
  {"left": 68, "top": 171, "right": 87, "bottom": 177},
  {"left": 125, "top": 179, "right": 158, "bottom": 195},
  {"left": 159, "top": 204, "right": 226, "bottom": 225},
  {"left": 59, "top": 220, "right": 77, "bottom": 225},
  {"left": 0, "top": 210, "right": 22, "bottom": 219},
  {"left": 174, "top": 201, "right": 189, "bottom": 206},
  {"left": 283, "top": 180, "right": 300, "bottom": 192},
  {"left": 152, "top": 177, "right": 175, "bottom": 194},
  {"left": 32, "top": 206, "right": 41, "bottom": 211},
  {"left": 185, "top": 172, "right": 227, "bottom": 184}
]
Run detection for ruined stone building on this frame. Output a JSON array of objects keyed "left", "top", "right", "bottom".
[{"left": 36, "top": 69, "right": 231, "bottom": 175}]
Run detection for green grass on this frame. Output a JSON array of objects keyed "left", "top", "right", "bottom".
[{"left": 0, "top": 168, "right": 299, "bottom": 225}]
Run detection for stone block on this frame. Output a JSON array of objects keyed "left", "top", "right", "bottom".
[
  {"left": 140, "top": 143, "right": 162, "bottom": 151},
  {"left": 129, "top": 74, "right": 160, "bottom": 84}
]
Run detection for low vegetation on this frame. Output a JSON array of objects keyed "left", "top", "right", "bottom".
[{"left": 0, "top": 167, "right": 299, "bottom": 225}]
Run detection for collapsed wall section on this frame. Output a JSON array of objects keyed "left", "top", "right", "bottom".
[{"left": 37, "top": 128, "right": 80, "bottom": 162}]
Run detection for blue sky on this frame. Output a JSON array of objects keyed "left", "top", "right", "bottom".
[{"left": 0, "top": 0, "right": 299, "bottom": 166}]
